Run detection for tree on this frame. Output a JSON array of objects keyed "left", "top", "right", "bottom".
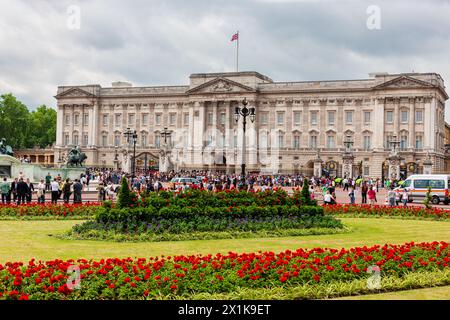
[
  {"left": 28, "top": 105, "right": 57, "bottom": 148},
  {"left": 301, "top": 178, "right": 316, "bottom": 206},
  {"left": 0, "top": 93, "right": 30, "bottom": 148},
  {"left": 0, "top": 94, "right": 56, "bottom": 149},
  {"left": 423, "top": 186, "right": 432, "bottom": 209}
]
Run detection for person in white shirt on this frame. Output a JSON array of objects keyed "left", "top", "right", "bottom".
[
  {"left": 50, "top": 179, "right": 60, "bottom": 204},
  {"left": 323, "top": 190, "right": 335, "bottom": 205},
  {"left": 36, "top": 178, "right": 46, "bottom": 203}
]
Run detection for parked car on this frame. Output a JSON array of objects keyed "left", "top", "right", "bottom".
[
  {"left": 170, "top": 177, "right": 201, "bottom": 189},
  {"left": 395, "top": 174, "right": 450, "bottom": 205}
]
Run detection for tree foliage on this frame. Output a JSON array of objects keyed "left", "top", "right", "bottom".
[{"left": 0, "top": 93, "right": 56, "bottom": 149}]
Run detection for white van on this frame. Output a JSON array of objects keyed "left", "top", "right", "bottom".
[{"left": 396, "top": 174, "right": 450, "bottom": 205}]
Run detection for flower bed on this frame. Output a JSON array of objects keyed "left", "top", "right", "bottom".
[
  {"left": 0, "top": 241, "right": 448, "bottom": 300},
  {"left": 323, "top": 204, "right": 450, "bottom": 220},
  {"left": 0, "top": 203, "right": 102, "bottom": 219},
  {"left": 68, "top": 204, "right": 339, "bottom": 241}
]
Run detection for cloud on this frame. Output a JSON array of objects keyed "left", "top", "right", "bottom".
[{"left": 0, "top": 0, "right": 448, "bottom": 123}]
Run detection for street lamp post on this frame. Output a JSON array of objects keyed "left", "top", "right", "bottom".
[
  {"left": 124, "top": 128, "right": 137, "bottom": 177},
  {"left": 234, "top": 98, "right": 256, "bottom": 177}
]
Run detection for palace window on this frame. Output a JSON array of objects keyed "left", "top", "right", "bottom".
[
  {"left": 277, "top": 112, "right": 284, "bottom": 125},
  {"left": 293, "top": 135, "right": 300, "bottom": 149},
  {"left": 169, "top": 113, "right": 176, "bottom": 125},
  {"left": 114, "top": 135, "right": 120, "bottom": 147},
  {"left": 128, "top": 114, "right": 135, "bottom": 125},
  {"left": 260, "top": 112, "right": 268, "bottom": 125},
  {"left": 328, "top": 111, "right": 335, "bottom": 125},
  {"left": 102, "top": 135, "right": 107, "bottom": 147},
  {"left": 184, "top": 113, "right": 189, "bottom": 125},
  {"left": 73, "top": 134, "right": 79, "bottom": 145},
  {"left": 102, "top": 114, "right": 108, "bottom": 126},
  {"left": 220, "top": 112, "right": 226, "bottom": 125},
  {"left": 83, "top": 134, "right": 88, "bottom": 146},
  {"left": 141, "top": 134, "right": 147, "bottom": 147},
  {"left": 65, "top": 115, "right": 70, "bottom": 125},
  {"left": 142, "top": 114, "right": 148, "bottom": 126},
  {"left": 385, "top": 134, "right": 394, "bottom": 149},
  {"left": 294, "top": 111, "right": 301, "bottom": 125},
  {"left": 309, "top": 135, "right": 317, "bottom": 148},
  {"left": 400, "top": 134, "right": 408, "bottom": 150},
  {"left": 64, "top": 134, "right": 69, "bottom": 145},
  {"left": 233, "top": 135, "right": 238, "bottom": 147},
  {"left": 155, "top": 135, "right": 161, "bottom": 148},
  {"left": 386, "top": 111, "right": 393, "bottom": 124},
  {"left": 363, "top": 135, "right": 371, "bottom": 150},
  {"left": 115, "top": 114, "right": 121, "bottom": 126},
  {"left": 74, "top": 114, "right": 79, "bottom": 125},
  {"left": 415, "top": 135, "right": 423, "bottom": 149},
  {"left": 345, "top": 111, "right": 353, "bottom": 124},
  {"left": 310, "top": 111, "right": 318, "bottom": 125},
  {"left": 260, "top": 133, "right": 268, "bottom": 148},
  {"left": 155, "top": 114, "right": 162, "bottom": 125},
  {"left": 277, "top": 133, "right": 284, "bottom": 148},
  {"left": 401, "top": 110, "right": 408, "bottom": 123},
  {"left": 83, "top": 114, "right": 89, "bottom": 126},
  {"left": 327, "top": 135, "right": 335, "bottom": 149},
  {"left": 363, "top": 166, "right": 370, "bottom": 176},
  {"left": 363, "top": 111, "right": 371, "bottom": 124},
  {"left": 415, "top": 110, "right": 423, "bottom": 123}
]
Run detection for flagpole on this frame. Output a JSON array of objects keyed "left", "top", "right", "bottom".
[{"left": 236, "top": 31, "right": 239, "bottom": 72}]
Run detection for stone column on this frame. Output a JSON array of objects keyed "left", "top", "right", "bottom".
[
  {"left": 56, "top": 105, "right": 64, "bottom": 146},
  {"left": 92, "top": 101, "right": 99, "bottom": 147},
  {"left": 408, "top": 97, "right": 415, "bottom": 150}
]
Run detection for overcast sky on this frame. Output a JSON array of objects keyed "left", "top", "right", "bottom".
[{"left": 0, "top": 0, "right": 449, "bottom": 122}]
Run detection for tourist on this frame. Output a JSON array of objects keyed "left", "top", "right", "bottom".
[
  {"left": 348, "top": 186, "right": 355, "bottom": 204},
  {"left": 0, "top": 177, "right": 10, "bottom": 204},
  {"left": 107, "top": 185, "right": 116, "bottom": 200},
  {"left": 367, "top": 186, "right": 377, "bottom": 205},
  {"left": 73, "top": 179, "right": 83, "bottom": 204},
  {"left": 50, "top": 178, "right": 60, "bottom": 204},
  {"left": 16, "top": 178, "right": 28, "bottom": 205},
  {"left": 11, "top": 178, "right": 18, "bottom": 203},
  {"left": 62, "top": 178, "right": 73, "bottom": 204},
  {"left": 36, "top": 178, "right": 46, "bottom": 204},
  {"left": 97, "top": 182, "right": 106, "bottom": 202},
  {"left": 361, "top": 182, "right": 368, "bottom": 204},
  {"left": 45, "top": 173, "right": 52, "bottom": 191},
  {"left": 25, "top": 178, "right": 34, "bottom": 203},
  {"left": 343, "top": 177, "right": 349, "bottom": 191},
  {"left": 323, "top": 190, "right": 335, "bottom": 205},
  {"left": 401, "top": 188, "right": 409, "bottom": 207},
  {"left": 387, "top": 187, "right": 397, "bottom": 207}
]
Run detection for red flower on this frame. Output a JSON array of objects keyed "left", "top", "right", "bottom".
[
  {"left": 313, "top": 274, "right": 320, "bottom": 282},
  {"left": 170, "top": 284, "right": 177, "bottom": 290}
]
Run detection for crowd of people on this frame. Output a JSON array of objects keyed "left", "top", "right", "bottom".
[{"left": 0, "top": 167, "right": 412, "bottom": 207}]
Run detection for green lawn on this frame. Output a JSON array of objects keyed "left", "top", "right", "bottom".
[
  {"left": 335, "top": 285, "right": 450, "bottom": 300},
  {"left": 0, "top": 217, "right": 449, "bottom": 263}
]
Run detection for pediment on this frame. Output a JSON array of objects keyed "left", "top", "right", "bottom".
[
  {"left": 56, "top": 88, "right": 96, "bottom": 98},
  {"left": 373, "top": 76, "right": 434, "bottom": 90},
  {"left": 186, "top": 77, "right": 256, "bottom": 94}
]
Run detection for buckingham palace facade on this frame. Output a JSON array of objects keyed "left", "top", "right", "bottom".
[{"left": 54, "top": 71, "right": 448, "bottom": 178}]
